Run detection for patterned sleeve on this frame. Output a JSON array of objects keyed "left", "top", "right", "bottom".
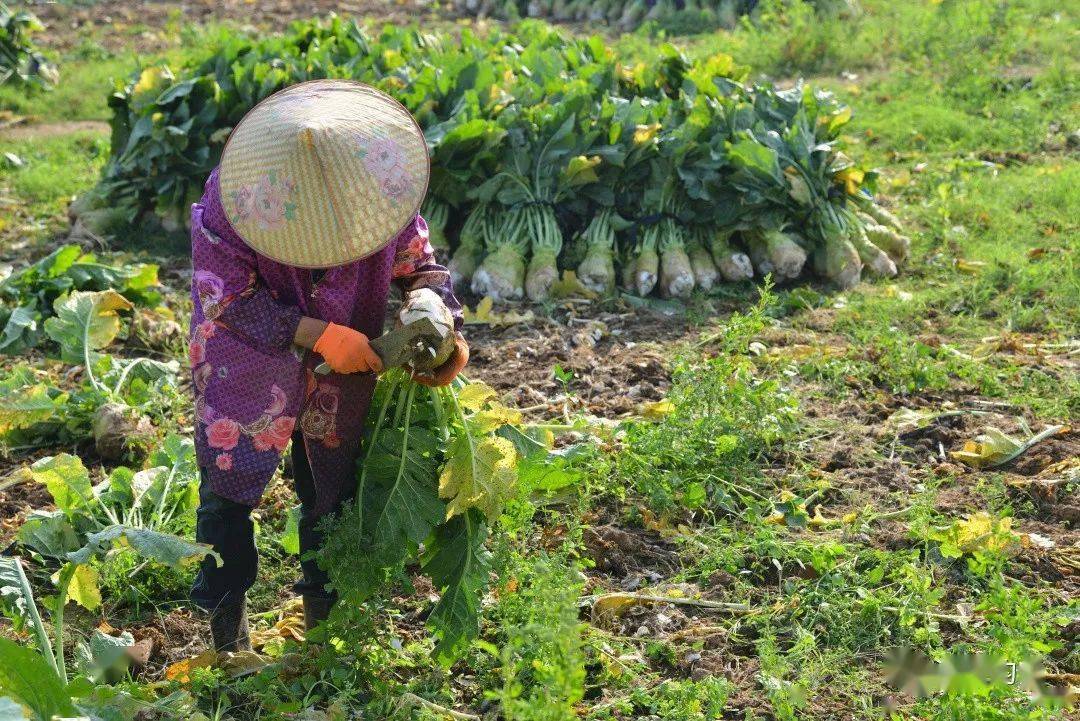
[
  {"left": 391, "top": 214, "right": 464, "bottom": 331},
  {"left": 191, "top": 202, "right": 302, "bottom": 355}
]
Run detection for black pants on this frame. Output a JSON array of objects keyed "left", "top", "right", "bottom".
[{"left": 190, "top": 431, "right": 355, "bottom": 611}]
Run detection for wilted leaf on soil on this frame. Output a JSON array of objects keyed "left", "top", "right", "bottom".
[
  {"left": 951, "top": 427, "right": 1021, "bottom": 467},
  {"left": 463, "top": 297, "right": 535, "bottom": 327},
  {"left": 548, "top": 270, "right": 598, "bottom": 300},
  {"left": 592, "top": 593, "right": 639, "bottom": 621}
]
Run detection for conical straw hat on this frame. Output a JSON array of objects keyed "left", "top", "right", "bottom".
[{"left": 218, "top": 79, "right": 429, "bottom": 268}]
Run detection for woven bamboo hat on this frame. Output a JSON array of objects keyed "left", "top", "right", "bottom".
[{"left": 218, "top": 79, "right": 429, "bottom": 268}]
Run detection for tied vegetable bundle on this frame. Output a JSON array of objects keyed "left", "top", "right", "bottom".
[
  {"left": 86, "top": 19, "right": 909, "bottom": 300},
  {"left": 318, "top": 372, "right": 552, "bottom": 665},
  {"left": 450, "top": 0, "right": 860, "bottom": 34}
]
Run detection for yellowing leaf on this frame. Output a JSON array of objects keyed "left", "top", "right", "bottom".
[
  {"left": 52, "top": 563, "right": 101, "bottom": 611},
  {"left": 456, "top": 381, "right": 498, "bottom": 412},
  {"left": 43, "top": 290, "right": 134, "bottom": 365},
  {"left": 473, "top": 402, "right": 523, "bottom": 434},
  {"left": 440, "top": 435, "right": 517, "bottom": 522},
  {"left": 633, "top": 123, "right": 661, "bottom": 145},
  {"left": 463, "top": 296, "right": 535, "bottom": 327},
  {"left": 833, "top": 166, "right": 864, "bottom": 195},
  {"left": 639, "top": 399, "right": 675, "bottom": 420},
  {"left": 132, "top": 67, "right": 164, "bottom": 98},
  {"left": 220, "top": 650, "right": 269, "bottom": 678},
  {"left": 68, "top": 563, "right": 101, "bottom": 611},
  {"left": 827, "top": 106, "right": 853, "bottom": 133},
  {"left": 954, "top": 258, "right": 987, "bottom": 274},
  {"left": 164, "top": 650, "right": 217, "bottom": 683},
  {"left": 562, "top": 155, "right": 602, "bottom": 186},
  {"left": 548, "top": 270, "right": 598, "bottom": 300}
]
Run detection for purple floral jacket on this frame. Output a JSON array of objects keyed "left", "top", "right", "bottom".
[{"left": 190, "top": 167, "right": 462, "bottom": 513}]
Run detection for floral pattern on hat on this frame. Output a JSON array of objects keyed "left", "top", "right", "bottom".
[
  {"left": 232, "top": 170, "right": 298, "bottom": 230},
  {"left": 358, "top": 136, "right": 412, "bottom": 203}
]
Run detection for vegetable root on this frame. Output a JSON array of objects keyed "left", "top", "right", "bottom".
[
  {"left": 687, "top": 232, "right": 720, "bottom": 291},
  {"left": 448, "top": 207, "right": 488, "bottom": 286},
  {"left": 660, "top": 246, "right": 694, "bottom": 299},
  {"left": 852, "top": 229, "right": 898, "bottom": 277},
  {"left": 814, "top": 236, "right": 863, "bottom": 289},
  {"left": 710, "top": 231, "right": 754, "bottom": 282},
  {"left": 577, "top": 210, "right": 617, "bottom": 294}
]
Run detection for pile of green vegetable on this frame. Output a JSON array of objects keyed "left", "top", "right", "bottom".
[
  {"left": 0, "top": 2, "right": 56, "bottom": 88},
  {"left": 450, "top": 0, "right": 859, "bottom": 34},
  {"left": 86, "top": 17, "right": 909, "bottom": 300}
]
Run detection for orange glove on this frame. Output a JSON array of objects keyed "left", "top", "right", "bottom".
[
  {"left": 412, "top": 333, "right": 468, "bottom": 387},
  {"left": 313, "top": 322, "right": 383, "bottom": 374}
]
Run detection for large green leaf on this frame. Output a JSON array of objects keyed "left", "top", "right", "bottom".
[
  {"left": 16, "top": 510, "right": 80, "bottom": 560},
  {"left": 362, "top": 425, "right": 446, "bottom": 563},
  {"left": 67, "top": 525, "right": 220, "bottom": 569},
  {"left": 26, "top": 454, "right": 93, "bottom": 517},
  {"left": 0, "top": 305, "right": 40, "bottom": 355},
  {"left": 43, "top": 289, "right": 133, "bottom": 364},
  {"left": 421, "top": 511, "right": 491, "bottom": 666},
  {"left": 0, "top": 638, "right": 75, "bottom": 721}
]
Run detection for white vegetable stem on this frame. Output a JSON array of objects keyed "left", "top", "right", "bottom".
[
  {"left": 745, "top": 228, "right": 807, "bottom": 281},
  {"left": 449, "top": 205, "right": 488, "bottom": 287},
  {"left": 524, "top": 204, "right": 563, "bottom": 301},
  {"left": 709, "top": 230, "right": 754, "bottom": 282},
  {"left": 577, "top": 208, "right": 617, "bottom": 294},
  {"left": 471, "top": 207, "right": 528, "bottom": 300},
  {"left": 686, "top": 228, "right": 719, "bottom": 291},
  {"left": 658, "top": 219, "right": 694, "bottom": 299}
]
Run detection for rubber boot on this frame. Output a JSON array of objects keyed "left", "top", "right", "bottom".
[
  {"left": 209, "top": 600, "right": 251, "bottom": 653},
  {"left": 303, "top": 595, "right": 335, "bottom": 632}
]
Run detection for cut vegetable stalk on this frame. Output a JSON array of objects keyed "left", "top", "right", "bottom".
[
  {"left": 657, "top": 220, "right": 694, "bottom": 299},
  {"left": 422, "top": 198, "right": 451, "bottom": 251},
  {"left": 814, "top": 234, "right": 863, "bottom": 289},
  {"left": 709, "top": 230, "right": 754, "bottom": 282},
  {"left": 576, "top": 209, "right": 617, "bottom": 294},
  {"left": 862, "top": 220, "right": 911, "bottom": 264},
  {"left": 852, "top": 228, "right": 898, "bottom": 277},
  {"left": 471, "top": 208, "right": 528, "bottom": 301},
  {"left": 746, "top": 229, "right": 807, "bottom": 281},
  {"left": 449, "top": 206, "right": 489, "bottom": 288},
  {"left": 861, "top": 202, "right": 903, "bottom": 231},
  {"left": 633, "top": 225, "right": 660, "bottom": 297},
  {"left": 523, "top": 204, "right": 563, "bottom": 302},
  {"left": 686, "top": 228, "right": 719, "bottom": 291}
]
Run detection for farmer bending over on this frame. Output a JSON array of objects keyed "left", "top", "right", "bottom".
[{"left": 187, "top": 80, "right": 467, "bottom": 652}]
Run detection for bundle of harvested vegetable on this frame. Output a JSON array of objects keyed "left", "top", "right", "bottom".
[
  {"left": 319, "top": 372, "right": 554, "bottom": 664},
  {"left": 89, "top": 18, "right": 911, "bottom": 302}
]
